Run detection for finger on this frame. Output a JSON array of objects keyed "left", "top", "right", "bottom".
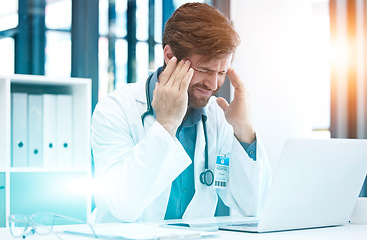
[
  {"left": 173, "top": 60, "right": 191, "bottom": 88},
  {"left": 159, "top": 57, "right": 177, "bottom": 86},
  {"left": 153, "top": 82, "right": 159, "bottom": 96},
  {"left": 180, "top": 67, "right": 194, "bottom": 91},
  {"left": 216, "top": 97, "right": 229, "bottom": 112},
  {"left": 226, "top": 67, "right": 246, "bottom": 93},
  {"left": 168, "top": 59, "right": 186, "bottom": 87}
]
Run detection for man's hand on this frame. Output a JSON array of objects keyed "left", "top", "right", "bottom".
[
  {"left": 216, "top": 68, "right": 256, "bottom": 143},
  {"left": 152, "top": 57, "right": 194, "bottom": 137}
]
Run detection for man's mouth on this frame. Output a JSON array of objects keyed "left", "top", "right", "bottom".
[{"left": 195, "top": 87, "right": 213, "bottom": 97}]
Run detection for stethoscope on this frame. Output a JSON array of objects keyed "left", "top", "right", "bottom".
[{"left": 141, "top": 73, "right": 214, "bottom": 186}]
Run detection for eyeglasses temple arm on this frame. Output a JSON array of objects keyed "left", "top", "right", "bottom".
[{"left": 53, "top": 214, "right": 98, "bottom": 238}]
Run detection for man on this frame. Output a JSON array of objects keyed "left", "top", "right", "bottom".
[{"left": 91, "top": 2, "right": 271, "bottom": 223}]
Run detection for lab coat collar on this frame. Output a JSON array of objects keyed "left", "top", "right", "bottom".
[
  {"left": 147, "top": 68, "right": 161, "bottom": 118},
  {"left": 134, "top": 67, "right": 161, "bottom": 104},
  {"left": 134, "top": 75, "right": 151, "bottom": 104}
]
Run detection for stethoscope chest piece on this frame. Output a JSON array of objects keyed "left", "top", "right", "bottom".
[{"left": 200, "top": 169, "right": 214, "bottom": 186}]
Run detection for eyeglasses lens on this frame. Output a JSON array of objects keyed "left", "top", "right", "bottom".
[
  {"left": 9, "top": 215, "right": 28, "bottom": 237},
  {"left": 31, "top": 213, "right": 53, "bottom": 235}
]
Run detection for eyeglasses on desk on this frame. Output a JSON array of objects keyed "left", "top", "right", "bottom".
[{"left": 8, "top": 212, "right": 97, "bottom": 239}]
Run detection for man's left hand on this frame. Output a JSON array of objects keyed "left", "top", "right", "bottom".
[{"left": 216, "top": 68, "right": 256, "bottom": 144}]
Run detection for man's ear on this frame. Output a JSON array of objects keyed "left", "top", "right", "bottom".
[{"left": 163, "top": 45, "right": 174, "bottom": 65}]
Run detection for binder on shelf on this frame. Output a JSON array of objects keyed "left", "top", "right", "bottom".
[
  {"left": 11, "top": 93, "right": 28, "bottom": 167},
  {"left": 0, "top": 172, "right": 4, "bottom": 228},
  {"left": 43, "top": 94, "right": 57, "bottom": 167},
  {"left": 56, "top": 94, "right": 73, "bottom": 167},
  {"left": 28, "top": 94, "right": 43, "bottom": 167}
]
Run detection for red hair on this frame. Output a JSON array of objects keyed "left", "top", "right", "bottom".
[{"left": 162, "top": 2, "right": 240, "bottom": 64}]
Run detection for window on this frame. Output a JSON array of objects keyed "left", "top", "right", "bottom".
[
  {"left": 0, "top": 0, "right": 212, "bottom": 105},
  {"left": 98, "top": 0, "right": 164, "bottom": 98},
  {"left": 0, "top": 0, "right": 18, "bottom": 31},
  {"left": 0, "top": 0, "right": 17, "bottom": 75},
  {"left": 0, "top": 37, "right": 15, "bottom": 75},
  {"left": 98, "top": 0, "right": 210, "bottom": 98},
  {"left": 310, "top": 0, "right": 331, "bottom": 138},
  {"left": 45, "top": 0, "right": 72, "bottom": 77}
]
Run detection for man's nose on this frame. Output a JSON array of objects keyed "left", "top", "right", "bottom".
[{"left": 203, "top": 73, "right": 218, "bottom": 91}]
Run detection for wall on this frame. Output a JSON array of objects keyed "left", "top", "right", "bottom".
[{"left": 231, "top": 0, "right": 314, "bottom": 170}]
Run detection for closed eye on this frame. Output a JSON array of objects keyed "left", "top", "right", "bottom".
[
  {"left": 192, "top": 66, "right": 227, "bottom": 76},
  {"left": 219, "top": 71, "right": 227, "bottom": 76},
  {"left": 193, "top": 67, "right": 211, "bottom": 73}
]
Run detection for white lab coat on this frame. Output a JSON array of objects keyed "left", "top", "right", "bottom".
[{"left": 90, "top": 77, "right": 271, "bottom": 223}]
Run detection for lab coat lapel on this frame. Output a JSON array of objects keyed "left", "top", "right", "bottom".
[
  {"left": 183, "top": 104, "right": 217, "bottom": 218},
  {"left": 133, "top": 77, "right": 148, "bottom": 104},
  {"left": 132, "top": 78, "right": 155, "bottom": 139},
  {"left": 194, "top": 119, "right": 206, "bottom": 186},
  {"left": 193, "top": 106, "right": 217, "bottom": 184},
  {"left": 193, "top": 104, "right": 217, "bottom": 176},
  {"left": 205, "top": 107, "right": 216, "bottom": 171},
  {"left": 128, "top": 77, "right": 173, "bottom": 219}
]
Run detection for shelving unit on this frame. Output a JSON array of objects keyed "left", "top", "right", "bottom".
[{"left": 0, "top": 74, "right": 92, "bottom": 227}]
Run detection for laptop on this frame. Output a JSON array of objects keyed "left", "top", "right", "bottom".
[{"left": 220, "top": 138, "right": 367, "bottom": 233}]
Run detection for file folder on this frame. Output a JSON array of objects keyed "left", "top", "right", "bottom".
[
  {"left": 11, "top": 93, "right": 28, "bottom": 167},
  {"left": 56, "top": 94, "right": 73, "bottom": 167},
  {"left": 0, "top": 172, "right": 5, "bottom": 227},
  {"left": 43, "top": 94, "right": 57, "bottom": 167},
  {"left": 28, "top": 94, "right": 43, "bottom": 167}
]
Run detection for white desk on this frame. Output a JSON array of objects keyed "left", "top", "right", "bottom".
[
  {"left": 0, "top": 223, "right": 367, "bottom": 239},
  {"left": 217, "top": 224, "right": 367, "bottom": 240}
]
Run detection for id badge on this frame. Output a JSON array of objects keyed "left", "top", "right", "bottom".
[{"left": 214, "top": 154, "right": 230, "bottom": 188}]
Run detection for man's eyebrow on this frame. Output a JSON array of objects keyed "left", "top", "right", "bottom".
[
  {"left": 194, "top": 66, "right": 228, "bottom": 73},
  {"left": 194, "top": 66, "right": 214, "bottom": 71}
]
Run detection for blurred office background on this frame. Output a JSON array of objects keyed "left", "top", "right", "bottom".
[{"left": 0, "top": 0, "right": 366, "bottom": 221}]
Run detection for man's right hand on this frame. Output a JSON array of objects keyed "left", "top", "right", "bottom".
[{"left": 152, "top": 57, "right": 194, "bottom": 137}]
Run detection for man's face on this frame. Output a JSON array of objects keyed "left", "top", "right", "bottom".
[{"left": 186, "top": 54, "right": 233, "bottom": 108}]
